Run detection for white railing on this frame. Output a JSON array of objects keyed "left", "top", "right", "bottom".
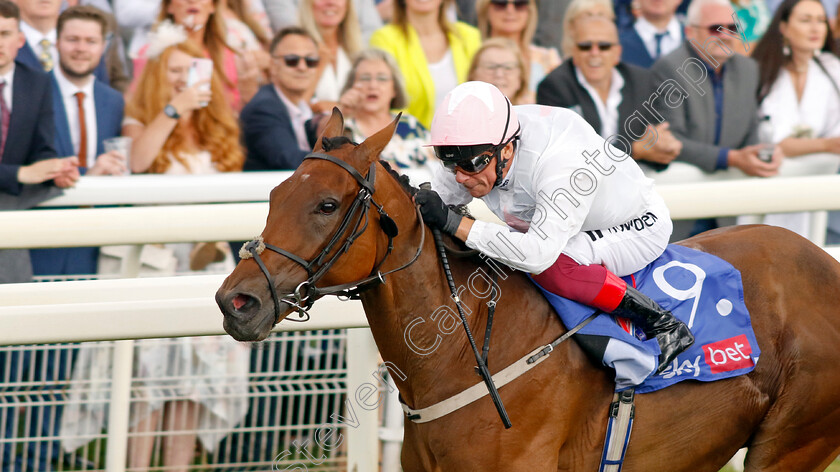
[{"left": 2, "top": 161, "right": 839, "bottom": 471}]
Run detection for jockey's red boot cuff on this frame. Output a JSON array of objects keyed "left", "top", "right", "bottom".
[{"left": 591, "top": 271, "right": 628, "bottom": 313}]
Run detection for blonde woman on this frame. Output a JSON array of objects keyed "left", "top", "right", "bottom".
[
  {"left": 369, "top": 0, "right": 481, "bottom": 128},
  {"left": 468, "top": 37, "right": 532, "bottom": 104},
  {"left": 299, "top": 0, "right": 363, "bottom": 112},
  {"left": 122, "top": 32, "right": 248, "bottom": 469},
  {"left": 476, "top": 0, "right": 560, "bottom": 91}
]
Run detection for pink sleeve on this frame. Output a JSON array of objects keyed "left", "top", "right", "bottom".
[
  {"left": 222, "top": 48, "right": 241, "bottom": 111},
  {"left": 128, "top": 44, "right": 150, "bottom": 96}
]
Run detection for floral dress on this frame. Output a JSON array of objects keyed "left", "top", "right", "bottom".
[{"left": 344, "top": 113, "right": 435, "bottom": 183}]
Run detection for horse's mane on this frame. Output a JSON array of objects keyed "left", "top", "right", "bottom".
[
  {"left": 321, "top": 135, "right": 420, "bottom": 198},
  {"left": 379, "top": 160, "right": 419, "bottom": 197}
]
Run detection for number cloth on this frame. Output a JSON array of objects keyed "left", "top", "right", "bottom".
[{"left": 534, "top": 244, "right": 760, "bottom": 393}]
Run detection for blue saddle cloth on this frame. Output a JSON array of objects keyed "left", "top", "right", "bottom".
[{"left": 533, "top": 244, "right": 760, "bottom": 394}]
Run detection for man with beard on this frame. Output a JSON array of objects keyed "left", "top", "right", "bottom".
[
  {"left": 12, "top": 0, "right": 107, "bottom": 80},
  {"left": 538, "top": 16, "right": 683, "bottom": 169},
  {"left": 29, "top": 4, "right": 124, "bottom": 278}
]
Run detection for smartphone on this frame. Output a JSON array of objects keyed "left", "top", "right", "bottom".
[{"left": 187, "top": 58, "right": 213, "bottom": 107}]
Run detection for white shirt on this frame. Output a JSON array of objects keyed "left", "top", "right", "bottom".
[
  {"left": 20, "top": 21, "right": 57, "bottom": 69},
  {"left": 432, "top": 105, "right": 659, "bottom": 273},
  {"left": 758, "top": 52, "right": 840, "bottom": 142},
  {"left": 313, "top": 47, "right": 351, "bottom": 103},
  {"left": 54, "top": 67, "right": 97, "bottom": 163},
  {"left": 634, "top": 17, "right": 682, "bottom": 61},
  {"left": 274, "top": 86, "right": 313, "bottom": 151},
  {"left": 575, "top": 66, "right": 625, "bottom": 140},
  {"left": 0, "top": 65, "right": 14, "bottom": 112},
  {"left": 428, "top": 50, "right": 459, "bottom": 112}
]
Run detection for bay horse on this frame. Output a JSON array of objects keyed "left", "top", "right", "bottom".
[{"left": 216, "top": 110, "right": 840, "bottom": 471}]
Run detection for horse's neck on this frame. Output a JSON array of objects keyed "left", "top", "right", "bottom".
[{"left": 359, "top": 228, "right": 582, "bottom": 408}]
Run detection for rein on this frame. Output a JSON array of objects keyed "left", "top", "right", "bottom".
[{"left": 239, "top": 152, "right": 425, "bottom": 323}]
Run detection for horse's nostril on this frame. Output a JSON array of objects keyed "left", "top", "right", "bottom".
[{"left": 232, "top": 293, "right": 254, "bottom": 312}]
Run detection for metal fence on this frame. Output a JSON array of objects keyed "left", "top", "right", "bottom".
[{"left": 0, "top": 325, "right": 368, "bottom": 471}]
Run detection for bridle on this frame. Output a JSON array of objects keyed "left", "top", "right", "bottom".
[{"left": 238, "top": 152, "right": 425, "bottom": 324}]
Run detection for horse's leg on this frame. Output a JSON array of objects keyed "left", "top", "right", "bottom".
[
  {"left": 742, "top": 389, "right": 840, "bottom": 472},
  {"left": 745, "top": 439, "right": 840, "bottom": 472},
  {"left": 401, "top": 420, "right": 439, "bottom": 472}
]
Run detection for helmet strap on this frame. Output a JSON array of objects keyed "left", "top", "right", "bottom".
[
  {"left": 492, "top": 138, "right": 517, "bottom": 187},
  {"left": 492, "top": 97, "right": 519, "bottom": 188}
]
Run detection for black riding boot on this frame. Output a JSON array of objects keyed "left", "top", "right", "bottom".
[{"left": 611, "top": 285, "right": 695, "bottom": 374}]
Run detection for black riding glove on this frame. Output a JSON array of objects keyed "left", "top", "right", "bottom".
[{"left": 415, "top": 189, "right": 463, "bottom": 236}]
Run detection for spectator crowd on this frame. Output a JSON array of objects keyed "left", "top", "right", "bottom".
[{"left": 1, "top": 0, "right": 840, "bottom": 468}]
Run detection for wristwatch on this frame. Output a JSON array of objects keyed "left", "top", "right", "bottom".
[{"left": 164, "top": 104, "right": 180, "bottom": 120}]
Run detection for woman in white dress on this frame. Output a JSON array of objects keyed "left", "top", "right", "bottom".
[
  {"left": 751, "top": 0, "right": 840, "bottom": 237},
  {"left": 121, "top": 34, "right": 249, "bottom": 469},
  {"left": 299, "top": 0, "right": 363, "bottom": 113}
]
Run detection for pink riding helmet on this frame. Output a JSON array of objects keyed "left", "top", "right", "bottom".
[{"left": 430, "top": 81, "right": 520, "bottom": 146}]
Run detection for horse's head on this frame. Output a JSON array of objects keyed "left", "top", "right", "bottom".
[{"left": 216, "top": 108, "right": 416, "bottom": 341}]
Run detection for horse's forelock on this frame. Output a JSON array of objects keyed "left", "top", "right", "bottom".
[{"left": 321, "top": 136, "right": 357, "bottom": 152}]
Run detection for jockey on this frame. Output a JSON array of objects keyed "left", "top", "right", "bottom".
[{"left": 415, "top": 81, "right": 694, "bottom": 375}]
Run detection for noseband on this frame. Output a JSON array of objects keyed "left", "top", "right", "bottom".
[{"left": 239, "top": 152, "right": 425, "bottom": 324}]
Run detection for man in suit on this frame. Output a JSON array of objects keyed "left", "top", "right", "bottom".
[
  {"left": 0, "top": 4, "right": 75, "bottom": 201},
  {"left": 29, "top": 5, "right": 124, "bottom": 278},
  {"left": 241, "top": 26, "right": 319, "bottom": 171},
  {"left": 619, "top": 0, "right": 685, "bottom": 68},
  {"left": 652, "top": 0, "right": 780, "bottom": 176},
  {"left": 0, "top": 2, "right": 79, "bottom": 469},
  {"left": 538, "top": 16, "right": 682, "bottom": 169},
  {"left": 12, "top": 0, "right": 107, "bottom": 81},
  {"left": 0, "top": 0, "right": 75, "bottom": 287}
]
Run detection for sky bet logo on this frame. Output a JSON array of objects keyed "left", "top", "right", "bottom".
[{"left": 703, "top": 334, "right": 754, "bottom": 374}]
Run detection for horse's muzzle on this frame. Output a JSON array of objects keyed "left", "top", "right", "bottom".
[{"left": 216, "top": 289, "right": 277, "bottom": 342}]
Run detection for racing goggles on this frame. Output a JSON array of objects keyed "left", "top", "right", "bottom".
[{"left": 435, "top": 144, "right": 498, "bottom": 174}]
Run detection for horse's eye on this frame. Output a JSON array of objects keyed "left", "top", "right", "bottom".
[{"left": 319, "top": 201, "right": 338, "bottom": 214}]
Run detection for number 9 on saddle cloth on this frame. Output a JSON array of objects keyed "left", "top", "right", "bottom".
[{"left": 533, "top": 244, "right": 760, "bottom": 393}]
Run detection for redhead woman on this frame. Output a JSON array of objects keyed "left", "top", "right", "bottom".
[
  {"left": 122, "top": 35, "right": 249, "bottom": 470},
  {"left": 133, "top": 0, "right": 261, "bottom": 109}
]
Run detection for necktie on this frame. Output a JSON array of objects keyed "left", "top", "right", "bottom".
[
  {"left": 75, "top": 92, "right": 87, "bottom": 167},
  {"left": 0, "top": 81, "right": 10, "bottom": 160},
  {"left": 38, "top": 38, "right": 53, "bottom": 72},
  {"left": 653, "top": 32, "right": 668, "bottom": 60}
]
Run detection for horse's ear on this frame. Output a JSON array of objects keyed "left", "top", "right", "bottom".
[
  {"left": 356, "top": 113, "right": 400, "bottom": 165},
  {"left": 313, "top": 107, "right": 345, "bottom": 151}
]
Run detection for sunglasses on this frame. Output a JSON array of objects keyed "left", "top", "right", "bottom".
[
  {"left": 435, "top": 144, "right": 498, "bottom": 174},
  {"left": 490, "top": 0, "right": 529, "bottom": 11},
  {"left": 701, "top": 23, "right": 738, "bottom": 34},
  {"left": 576, "top": 41, "right": 615, "bottom": 52},
  {"left": 276, "top": 54, "right": 320, "bottom": 68}
]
